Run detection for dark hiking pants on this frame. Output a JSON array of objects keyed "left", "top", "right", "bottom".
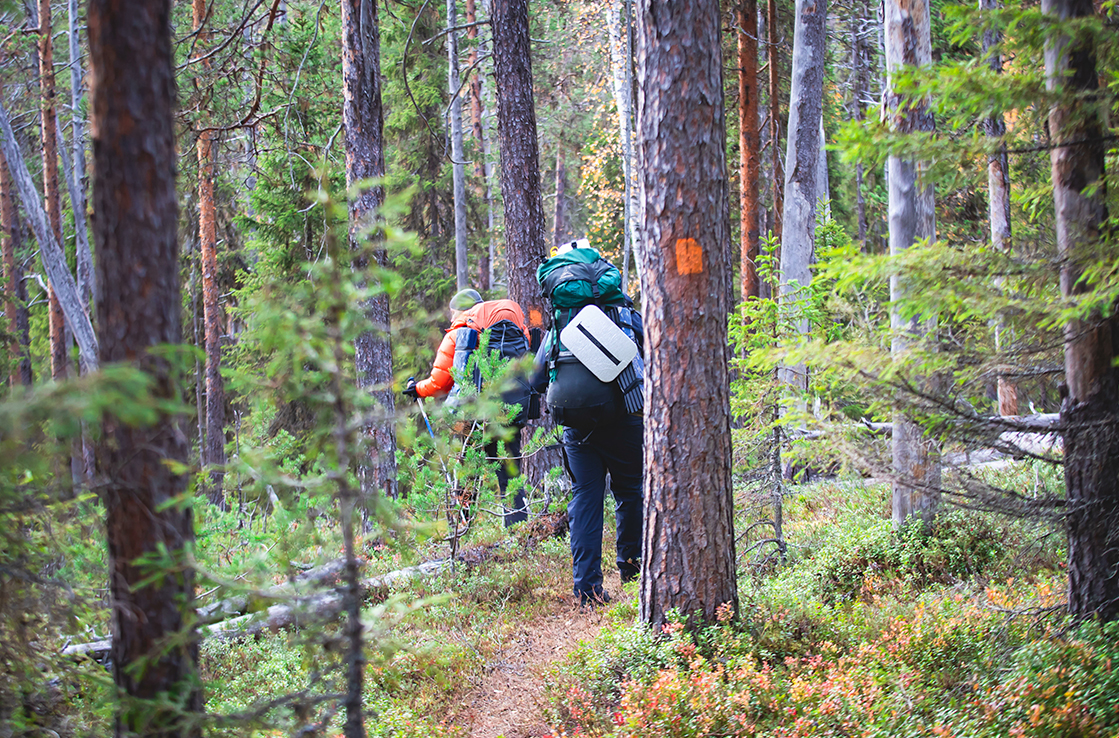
[
  {"left": 486, "top": 430, "right": 525, "bottom": 527},
  {"left": 562, "top": 414, "right": 643, "bottom": 600}
]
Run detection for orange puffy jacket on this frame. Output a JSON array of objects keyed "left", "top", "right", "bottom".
[{"left": 415, "top": 299, "right": 531, "bottom": 398}]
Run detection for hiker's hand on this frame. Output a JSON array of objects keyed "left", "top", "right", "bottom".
[{"left": 403, "top": 377, "right": 420, "bottom": 399}]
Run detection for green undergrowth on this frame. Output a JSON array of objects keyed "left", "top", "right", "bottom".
[{"left": 543, "top": 472, "right": 1114, "bottom": 738}]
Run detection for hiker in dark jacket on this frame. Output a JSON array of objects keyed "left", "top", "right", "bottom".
[{"left": 533, "top": 242, "right": 644, "bottom": 606}]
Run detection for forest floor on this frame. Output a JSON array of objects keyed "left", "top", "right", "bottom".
[{"left": 454, "top": 571, "right": 623, "bottom": 738}]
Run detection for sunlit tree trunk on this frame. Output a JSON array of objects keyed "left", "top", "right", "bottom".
[
  {"left": 778, "top": 0, "right": 825, "bottom": 394},
  {"left": 448, "top": 0, "right": 468, "bottom": 289},
  {"left": 739, "top": 0, "right": 761, "bottom": 304},
  {"left": 637, "top": 0, "right": 738, "bottom": 629},
  {"left": 1044, "top": 0, "right": 1119, "bottom": 622},
  {"left": 492, "top": 0, "right": 557, "bottom": 486},
  {"left": 88, "top": 0, "right": 202, "bottom": 732},
  {"left": 342, "top": 0, "right": 399, "bottom": 504},
  {"left": 193, "top": 0, "right": 228, "bottom": 508},
  {"left": 885, "top": 0, "right": 940, "bottom": 528}
]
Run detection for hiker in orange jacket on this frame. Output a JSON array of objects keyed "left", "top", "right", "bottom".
[
  {"left": 404, "top": 289, "right": 531, "bottom": 400},
  {"left": 403, "top": 288, "right": 534, "bottom": 525}
]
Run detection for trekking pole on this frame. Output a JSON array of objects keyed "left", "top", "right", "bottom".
[{"left": 415, "top": 397, "right": 468, "bottom": 558}]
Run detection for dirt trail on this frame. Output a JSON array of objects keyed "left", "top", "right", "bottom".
[{"left": 456, "top": 571, "right": 624, "bottom": 738}]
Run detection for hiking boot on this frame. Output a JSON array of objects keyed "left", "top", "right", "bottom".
[
  {"left": 619, "top": 565, "right": 640, "bottom": 585},
  {"left": 578, "top": 589, "right": 611, "bottom": 608}
]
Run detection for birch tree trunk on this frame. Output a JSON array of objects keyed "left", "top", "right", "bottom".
[
  {"left": 193, "top": 0, "right": 228, "bottom": 509},
  {"left": 448, "top": 0, "right": 469, "bottom": 290},
  {"left": 342, "top": 0, "right": 399, "bottom": 502},
  {"left": 982, "top": 0, "right": 1017, "bottom": 416},
  {"left": 1044, "top": 0, "right": 1119, "bottom": 622},
  {"left": 87, "top": 0, "right": 203, "bottom": 731},
  {"left": 739, "top": 0, "right": 761, "bottom": 303},
  {"left": 884, "top": 0, "right": 940, "bottom": 528},
  {"left": 492, "top": 0, "right": 558, "bottom": 488},
  {"left": 778, "top": 0, "right": 825, "bottom": 393},
  {"left": 637, "top": 0, "right": 738, "bottom": 630},
  {"left": 607, "top": 0, "right": 639, "bottom": 294}
]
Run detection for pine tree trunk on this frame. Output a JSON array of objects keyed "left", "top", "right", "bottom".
[
  {"left": 637, "top": 0, "right": 738, "bottom": 630},
  {"left": 1044, "top": 0, "right": 1119, "bottom": 622},
  {"left": 885, "top": 0, "right": 940, "bottom": 528},
  {"left": 492, "top": 0, "right": 558, "bottom": 488},
  {"left": 342, "top": 0, "right": 399, "bottom": 502},
  {"left": 739, "top": 0, "right": 761, "bottom": 303},
  {"left": 87, "top": 0, "right": 202, "bottom": 731},
  {"left": 193, "top": 0, "right": 228, "bottom": 508},
  {"left": 448, "top": 0, "right": 469, "bottom": 290},
  {"left": 38, "top": 0, "right": 67, "bottom": 383},
  {"left": 778, "top": 0, "right": 825, "bottom": 393},
  {"left": 1, "top": 144, "right": 20, "bottom": 393},
  {"left": 850, "top": 1, "right": 870, "bottom": 245}
]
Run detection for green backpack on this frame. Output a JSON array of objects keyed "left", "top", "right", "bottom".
[{"left": 536, "top": 247, "right": 625, "bottom": 324}]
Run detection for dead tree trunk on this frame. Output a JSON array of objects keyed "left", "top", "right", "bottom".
[
  {"left": 492, "top": 0, "right": 558, "bottom": 488},
  {"left": 637, "top": 0, "right": 738, "bottom": 629},
  {"left": 342, "top": 0, "right": 399, "bottom": 502},
  {"left": 448, "top": 0, "right": 469, "bottom": 290},
  {"left": 88, "top": 0, "right": 203, "bottom": 731},
  {"left": 739, "top": 0, "right": 761, "bottom": 304},
  {"left": 981, "top": 0, "right": 1017, "bottom": 416},
  {"left": 885, "top": 0, "right": 940, "bottom": 528},
  {"left": 778, "top": 0, "right": 825, "bottom": 393},
  {"left": 193, "top": 0, "right": 228, "bottom": 508},
  {"left": 68, "top": 0, "right": 93, "bottom": 315},
  {"left": 1044, "top": 0, "right": 1119, "bottom": 622},
  {"left": 767, "top": 0, "right": 783, "bottom": 243}
]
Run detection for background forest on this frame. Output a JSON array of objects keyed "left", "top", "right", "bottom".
[{"left": 1, "top": 0, "right": 1117, "bottom": 735}]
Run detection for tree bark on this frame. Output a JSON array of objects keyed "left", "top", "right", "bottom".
[
  {"left": 1044, "top": 0, "right": 1119, "bottom": 622},
  {"left": 768, "top": 0, "right": 783, "bottom": 242},
  {"left": 981, "top": 0, "right": 1018, "bottom": 416},
  {"left": 778, "top": 0, "right": 825, "bottom": 393},
  {"left": 885, "top": 0, "right": 940, "bottom": 528},
  {"left": 341, "top": 0, "right": 399, "bottom": 501},
  {"left": 850, "top": 0, "right": 871, "bottom": 245},
  {"left": 739, "top": 0, "right": 761, "bottom": 303},
  {"left": 1, "top": 144, "right": 22, "bottom": 392},
  {"left": 636, "top": 0, "right": 738, "bottom": 629},
  {"left": 39, "top": 0, "right": 67, "bottom": 383},
  {"left": 193, "top": 0, "right": 228, "bottom": 509},
  {"left": 466, "top": 0, "right": 492, "bottom": 291},
  {"left": 448, "top": 0, "right": 469, "bottom": 290},
  {"left": 0, "top": 103, "right": 99, "bottom": 370},
  {"left": 88, "top": 0, "right": 202, "bottom": 731},
  {"left": 68, "top": 0, "right": 94, "bottom": 314},
  {"left": 492, "top": 0, "right": 558, "bottom": 487}
]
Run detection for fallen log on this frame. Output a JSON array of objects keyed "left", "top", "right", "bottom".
[{"left": 61, "top": 558, "right": 450, "bottom": 661}]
